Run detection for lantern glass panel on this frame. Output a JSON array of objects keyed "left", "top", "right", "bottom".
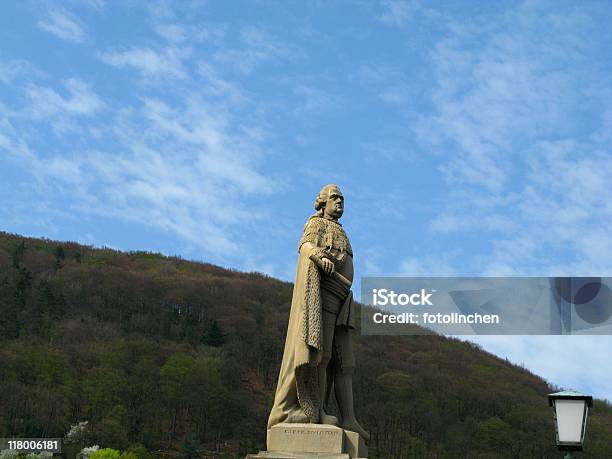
[{"left": 555, "top": 399, "right": 586, "bottom": 443}]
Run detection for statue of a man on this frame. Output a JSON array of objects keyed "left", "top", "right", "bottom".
[{"left": 268, "top": 184, "right": 369, "bottom": 440}]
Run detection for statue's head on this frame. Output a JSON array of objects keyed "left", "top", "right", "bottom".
[{"left": 314, "top": 184, "right": 344, "bottom": 220}]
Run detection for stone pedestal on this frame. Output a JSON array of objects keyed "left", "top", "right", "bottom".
[
  {"left": 246, "top": 453, "right": 349, "bottom": 459},
  {"left": 246, "top": 423, "right": 367, "bottom": 459},
  {"left": 342, "top": 429, "right": 367, "bottom": 459}
]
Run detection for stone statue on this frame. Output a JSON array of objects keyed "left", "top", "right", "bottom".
[{"left": 268, "top": 184, "right": 369, "bottom": 442}]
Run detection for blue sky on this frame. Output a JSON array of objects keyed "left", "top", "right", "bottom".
[{"left": 1, "top": 1, "right": 611, "bottom": 402}]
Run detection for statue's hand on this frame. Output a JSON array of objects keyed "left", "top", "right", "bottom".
[{"left": 321, "top": 257, "right": 335, "bottom": 275}]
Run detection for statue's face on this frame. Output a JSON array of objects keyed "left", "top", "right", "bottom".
[{"left": 323, "top": 187, "right": 344, "bottom": 220}]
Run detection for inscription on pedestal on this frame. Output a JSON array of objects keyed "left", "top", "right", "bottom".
[{"left": 267, "top": 423, "right": 344, "bottom": 454}]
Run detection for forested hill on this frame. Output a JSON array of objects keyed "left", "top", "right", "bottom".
[{"left": 0, "top": 232, "right": 611, "bottom": 459}]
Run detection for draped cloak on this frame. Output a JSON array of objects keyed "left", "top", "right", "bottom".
[{"left": 267, "top": 215, "right": 357, "bottom": 429}]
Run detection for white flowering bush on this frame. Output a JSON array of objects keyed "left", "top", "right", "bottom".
[
  {"left": 0, "top": 451, "right": 52, "bottom": 459},
  {"left": 25, "top": 453, "right": 53, "bottom": 459},
  {"left": 66, "top": 421, "right": 89, "bottom": 442},
  {"left": 78, "top": 445, "right": 100, "bottom": 459}
]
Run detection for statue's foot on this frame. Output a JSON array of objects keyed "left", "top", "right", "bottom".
[
  {"left": 341, "top": 417, "right": 370, "bottom": 441},
  {"left": 287, "top": 408, "right": 310, "bottom": 423},
  {"left": 319, "top": 409, "right": 339, "bottom": 426}
]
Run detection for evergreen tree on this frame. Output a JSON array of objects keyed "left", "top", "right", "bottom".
[
  {"left": 177, "top": 433, "right": 199, "bottom": 459},
  {"left": 201, "top": 319, "right": 224, "bottom": 347},
  {"left": 12, "top": 239, "right": 25, "bottom": 268},
  {"left": 15, "top": 266, "right": 32, "bottom": 306},
  {"left": 55, "top": 245, "right": 65, "bottom": 269}
]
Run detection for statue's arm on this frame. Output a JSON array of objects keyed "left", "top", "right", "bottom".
[{"left": 300, "top": 241, "right": 335, "bottom": 275}]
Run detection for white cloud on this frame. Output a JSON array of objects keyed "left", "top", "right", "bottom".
[
  {"left": 416, "top": 11, "right": 588, "bottom": 192},
  {"left": 2, "top": 61, "right": 275, "bottom": 261},
  {"left": 213, "top": 26, "right": 294, "bottom": 74},
  {"left": 153, "top": 23, "right": 187, "bottom": 43},
  {"left": 414, "top": 2, "right": 612, "bottom": 276},
  {"left": 3, "top": 3, "right": 271, "bottom": 260},
  {"left": 37, "top": 9, "right": 86, "bottom": 43},
  {"left": 378, "top": 0, "right": 416, "bottom": 27},
  {"left": 398, "top": 253, "right": 458, "bottom": 276},
  {"left": 46, "top": 156, "right": 83, "bottom": 184},
  {"left": 0, "top": 118, "right": 35, "bottom": 161},
  {"left": 153, "top": 22, "right": 226, "bottom": 46},
  {"left": 197, "top": 63, "right": 249, "bottom": 105},
  {"left": 98, "top": 47, "right": 188, "bottom": 79},
  {"left": 358, "top": 64, "right": 410, "bottom": 106},
  {"left": 25, "top": 78, "right": 104, "bottom": 118},
  {"left": 292, "top": 85, "right": 339, "bottom": 116},
  {"left": 378, "top": 88, "right": 408, "bottom": 105},
  {"left": 66, "top": 0, "right": 106, "bottom": 12},
  {"left": 0, "top": 59, "right": 32, "bottom": 84}
]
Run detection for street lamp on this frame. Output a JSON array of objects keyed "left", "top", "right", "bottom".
[{"left": 548, "top": 390, "right": 593, "bottom": 458}]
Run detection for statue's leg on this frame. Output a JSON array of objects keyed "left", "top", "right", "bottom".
[
  {"left": 319, "top": 310, "right": 339, "bottom": 426},
  {"left": 333, "top": 327, "right": 370, "bottom": 441},
  {"left": 325, "top": 358, "right": 335, "bottom": 411}
]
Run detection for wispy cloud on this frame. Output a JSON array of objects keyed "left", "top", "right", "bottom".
[
  {"left": 415, "top": 2, "right": 612, "bottom": 276},
  {"left": 416, "top": 10, "right": 591, "bottom": 191},
  {"left": 197, "top": 63, "right": 249, "bottom": 105},
  {"left": 98, "top": 46, "right": 188, "bottom": 79},
  {"left": 3, "top": 28, "right": 276, "bottom": 262},
  {"left": 0, "top": 59, "right": 33, "bottom": 84},
  {"left": 358, "top": 64, "right": 410, "bottom": 106},
  {"left": 3, "top": 93, "right": 275, "bottom": 258},
  {"left": 378, "top": 0, "right": 416, "bottom": 27},
  {"left": 152, "top": 20, "right": 226, "bottom": 46},
  {"left": 37, "top": 9, "right": 86, "bottom": 43},
  {"left": 292, "top": 85, "right": 339, "bottom": 116},
  {"left": 153, "top": 23, "right": 187, "bottom": 43},
  {"left": 0, "top": 118, "right": 35, "bottom": 161},
  {"left": 66, "top": 0, "right": 106, "bottom": 12},
  {"left": 214, "top": 26, "right": 294, "bottom": 74},
  {"left": 398, "top": 253, "right": 458, "bottom": 276},
  {"left": 25, "top": 78, "right": 105, "bottom": 118}
]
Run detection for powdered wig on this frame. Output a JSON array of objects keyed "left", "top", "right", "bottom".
[{"left": 314, "top": 184, "right": 341, "bottom": 215}]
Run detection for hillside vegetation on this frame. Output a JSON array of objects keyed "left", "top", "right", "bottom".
[{"left": 0, "top": 232, "right": 611, "bottom": 458}]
